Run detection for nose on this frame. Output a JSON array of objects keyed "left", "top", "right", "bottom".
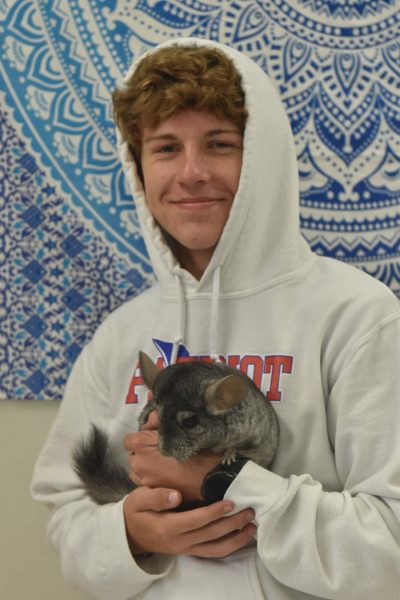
[{"left": 177, "top": 148, "right": 210, "bottom": 186}]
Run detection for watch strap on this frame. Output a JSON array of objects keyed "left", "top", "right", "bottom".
[{"left": 200, "top": 456, "right": 248, "bottom": 505}]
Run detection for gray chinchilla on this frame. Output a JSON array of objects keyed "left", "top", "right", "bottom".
[{"left": 73, "top": 351, "right": 279, "bottom": 505}]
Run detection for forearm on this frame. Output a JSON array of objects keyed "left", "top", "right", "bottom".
[
  {"left": 227, "top": 462, "right": 400, "bottom": 598},
  {"left": 47, "top": 498, "right": 172, "bottom": 600},
  {"left": 30, "top": 347, "right": 173, "bottom": 599}
]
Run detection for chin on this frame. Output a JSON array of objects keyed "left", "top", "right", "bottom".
[
  {"left": 172, "top": 226, "right": 224, "bottom": 249},
  {"left": 161, "top": 444, "right": 193, "bottom": 462},
  {"left": 177, "top": 235, "right": 221, "bottom": 252}
]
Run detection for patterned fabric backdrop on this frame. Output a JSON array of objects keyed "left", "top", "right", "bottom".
[{"left": 1, "top": 0, "right": 399, "bottom": 400}]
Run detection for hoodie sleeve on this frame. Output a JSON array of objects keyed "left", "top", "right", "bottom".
[
  {"left": 225, "top": 315, "right": 400, "bottom": 599},
  {"left": 31, "top": 333, "right": 174, "bottom": 600}
]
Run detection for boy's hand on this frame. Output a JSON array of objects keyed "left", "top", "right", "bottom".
[
  {"left": 123, "top": 410, "right": 256, "bottom": 558},
  {"left": 124, "top": 429, "right": 220, "bottom": 503},
  {"left": 123, "top": 486, "right": 256, "bottom": 557},
  {"left": 140, "top": 407, "right": 159, "bottom": 430}
]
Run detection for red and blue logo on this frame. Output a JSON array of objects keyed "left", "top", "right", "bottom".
[{"left": 125, "top": 339, "right": 293, "bottom": 405}]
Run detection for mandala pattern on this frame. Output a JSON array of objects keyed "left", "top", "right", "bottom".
[{"left": 0, "top": 0, "right": 399, "bottom": 399}]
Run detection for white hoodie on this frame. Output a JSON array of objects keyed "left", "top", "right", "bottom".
[{"left": 31, "top": 38, "right": 400, "bottom": 600}]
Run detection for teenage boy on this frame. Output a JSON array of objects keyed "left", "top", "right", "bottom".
[{"left": 32, "top": 39, "right": 400, "bottom": 600}]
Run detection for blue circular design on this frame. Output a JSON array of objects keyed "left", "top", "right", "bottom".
[{"left": 0, "top": 0, "right": 399, "bottom": 399}]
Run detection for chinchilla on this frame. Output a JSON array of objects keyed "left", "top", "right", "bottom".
[{"left": 73, "top": 352, "right": 279, "bottom": 505}]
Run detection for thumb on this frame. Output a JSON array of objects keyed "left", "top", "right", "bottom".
[
  {"left": 141, "top": 409, "right": 159, "bottom": 430},
  {"left": 131, "top": 486, "right": 182, "bottom": 512}
]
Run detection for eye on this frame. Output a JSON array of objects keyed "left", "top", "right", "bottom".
[
  {"left": 181, "top": 415, "right": 198, "bottom": 429},
  {"left": 178, "top": 411, "right": 199, "bottom": 429},
  {"left": 208, "top": 140, "right": 235, "bottom": 151},
  {"left": 207, "top": 135, "right": 243, "bottom": 152},
  {"left": 154, "top": 143, "right": 179, "bottom": 154}
]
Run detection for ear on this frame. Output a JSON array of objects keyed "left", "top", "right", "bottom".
[
  {"left": 139, "top": 351, "right": 161, "bottom": 391},
  {"left": 204, "top": 375, "right": 248, "bottom": 415}
]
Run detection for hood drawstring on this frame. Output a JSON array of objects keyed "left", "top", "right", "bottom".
[
  {"left": 210, "top": 266, "right": 222, "bottom": 363},
  {"left": 171, "top": 267, "right": 222, "bottom": 365},
  {"left": 171, "top": 273, "right": 186, "bottom": 365}
]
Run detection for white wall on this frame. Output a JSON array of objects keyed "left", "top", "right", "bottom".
[{"left": 0, "top": 400, "right": 91, "bottom": 600}]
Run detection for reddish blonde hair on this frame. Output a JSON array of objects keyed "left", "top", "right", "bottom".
[{"left": 112, "top": 44, "right": 247, "bottom": 167}]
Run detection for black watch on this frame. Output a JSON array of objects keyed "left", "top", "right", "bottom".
[{"left": 200, "top": 456, "right": 248, "bottom": 505}]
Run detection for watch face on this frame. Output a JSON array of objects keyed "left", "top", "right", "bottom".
[
  {"left": 201, "top": 458, "right": 249, "bottom": 504},
  {"left": 202, "top": 471, "right": 237, "bottom": 505}
]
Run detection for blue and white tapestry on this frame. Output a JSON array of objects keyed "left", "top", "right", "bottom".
[{"left": 1, "top": 1, "right": 399, "bottom": 400}]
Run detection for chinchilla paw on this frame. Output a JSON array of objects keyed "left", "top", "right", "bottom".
[{"left": 221, "top": 449, "right": 236, "bottom": 465}]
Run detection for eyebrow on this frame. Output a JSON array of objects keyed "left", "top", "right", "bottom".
[{"left": 143, "top": 129, "right": 243, "bottom": 144}]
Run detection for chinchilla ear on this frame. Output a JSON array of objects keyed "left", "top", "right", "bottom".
[
  {"left": 139, "top": 351, "right": 161, "bottom": 391},
  {"left": 204, "top": 375, "right": 248, "bottom": 415}
]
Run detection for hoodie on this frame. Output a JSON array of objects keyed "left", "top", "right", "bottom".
[{"left": 31, "top": 38, "right": 400, "bottom": 600}]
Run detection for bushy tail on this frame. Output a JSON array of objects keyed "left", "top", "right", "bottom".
[{"left": 73, "top": 425, "right": 135, "bottom": 505}]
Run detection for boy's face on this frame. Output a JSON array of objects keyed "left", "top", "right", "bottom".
[{"left": 140, "top": 110, "right": 243, "bottom": 277}]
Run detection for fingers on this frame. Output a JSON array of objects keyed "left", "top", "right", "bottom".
[
  {"left": 188, "top": 522, "right": 257, "bottom": 558},
  {"left": 127, "top": 485, "right": 182, "bottom": 512},
  {"left": 172, "top": 504, "right": 256, "bottom": 558},
  {"left": 140, "top": 409, "right": 159, "bottom": 430},
  {"left": 124, "top": 488, "right": 257, "bottom": 558},
  {"left": 124, "top": 487, "right": 182, "bottom": 555},
  {"left": 176, "top": 506, "right": 256, "bottom": 558},
  {"left": 124, "top": 429, "right": 158, "bottom": 452},
  {"left": 123, "top": 407, "right": 159, "bottom": 455},
  {"left": 173, "top": 501, "right": 235, "bottom": 534},
  {"left": 171, "top": 505, "right": 256, "bottom": 558},
  {"left": 123, "top": 432, "right": 134, "bottom": 451},
  {"left": 180, "top": 506, "right": 255, "bottom": 541}
]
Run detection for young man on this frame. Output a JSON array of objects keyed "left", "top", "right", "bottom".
[{"left": 31, "top": 39, "right": 400, "bottom": 600}]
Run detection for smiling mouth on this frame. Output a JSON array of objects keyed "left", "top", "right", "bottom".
[{"left": 171, "top": 197, "right": 223, "bottom": 206}]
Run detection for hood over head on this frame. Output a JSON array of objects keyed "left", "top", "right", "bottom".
[{"left": 118, "top": 37, "right": 312, "bottom": 299}]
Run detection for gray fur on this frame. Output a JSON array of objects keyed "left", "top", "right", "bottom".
[{"left": 73, "top": 353, "right": 279, "bottom": 505}]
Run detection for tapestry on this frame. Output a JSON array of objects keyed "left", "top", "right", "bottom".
[{"left": 0, "top": 1, "right": 399, "bottom": 399}]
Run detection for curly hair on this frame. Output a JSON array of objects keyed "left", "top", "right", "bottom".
[{"left": 112, "top": 44, "right": 247, "bottom": 168}]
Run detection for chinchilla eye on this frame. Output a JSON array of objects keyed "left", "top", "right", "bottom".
[{"left": 182, "top": 415, "right": 198, "bottom": 429}]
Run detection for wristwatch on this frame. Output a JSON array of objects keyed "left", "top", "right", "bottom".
[{"left": 200, "top": 456, "right": 249, "bottom": 505}]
